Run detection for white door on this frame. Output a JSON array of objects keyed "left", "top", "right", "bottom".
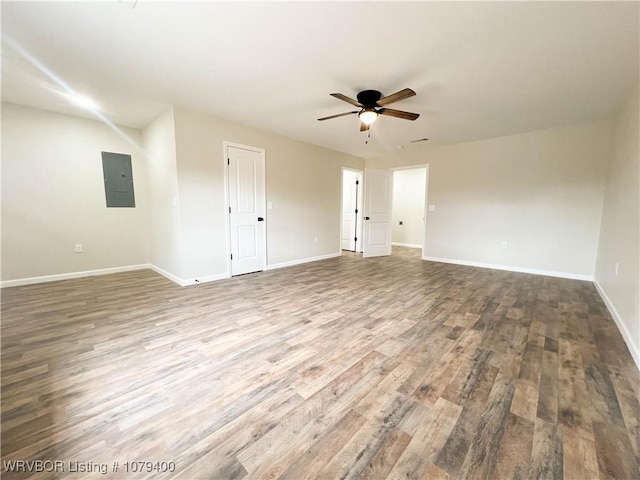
[
  {"left": 341, "top": 170, "right": 362, "bottom": 251},
  {"left": 363, "top": 168, "right": 392, "bottom": 258},
  {"left": 227, "top": 145, "right": 266, "bottom": 275}
]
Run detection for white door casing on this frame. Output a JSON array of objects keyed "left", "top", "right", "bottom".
[
  {"left": 227, "top": 145, "right": 266, "bottom": 275},
  {"left": 363, "top": 168, "right": 392, "bottom": 258}
]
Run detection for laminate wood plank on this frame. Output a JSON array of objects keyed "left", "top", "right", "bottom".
[
  {"left": 164, "top": 375, "right": 296, "bottom": 456},
  {"left": 588, "top": 312, "right": 629, "bottom": 364},
  {"left": 511, "top": 379, "right": 539, "bottom": 422},
  {"left": 374, "top": 337, "right": 406, "bottom": 357},
  {"left": 528, "top": 319, "right": 547, "bottom": 347},
  {"left": 396, "top": 399, "right": 434, "bottom": 437},
  {"left": 355, "top": 427, "right": 412, "bottom": 480},
  {"left": 386, "top": 397, "right": 461, "bottom": 480},
  {"left": 562, "top": 428, "right": 600, "bottom": 480},
  {"left": 423, "top": 463, "right": 452, "bottom": 480},
  {"left": 579, "top": 327, "right": 604, "bottom": 366},
  {"left": 395, "top": 331, "right": 454, "bottom": 395},
  {"left": 395, "top": 324, "right": 455, "bottom": 371},
  {"left": 441, "top": 325, "right": 461, "bottom": 341},
  {"left": 439, "top": 347, "right": 495, "bottom": 408},
  {"left": 315, "top": 394, "right": 415, "bottom": 480},
  {"left": 518, "top": 342, "right": 543, "bottom": 387},
  {"left": 584, "top": 361, "right": 626, "bottom": 428},
  {"left": 294, "top": 334, "right": 388, "bottom": 398},
  {"left": 354, "top": 361, "right": 415, "bottom": 419},
  {"left": 607, "top": 364, "right": 640, "bottom": 461},
  {"left": 557, "top": 337, "right": 594, "bottom": 439},
  {"left": 443, "top": 312, "right": 480, "bottom": 329},
  {"left": 493, "top": 413, "right": 535, "bottom": 479},
  {"left": 458, "top": 374, "right": 515, "bottom": 479},
  {"left": 592, "top": 421, "right": 640, "bottom": 480},
  {"left": 1, "top": 247, "right": 638, "bottom": 480},
  {"left": 530, "top": 418, "right": 563, "bottom": 480},
  {"left": 479, "top": 310, "right": 516, "bottom": 355},
  {"left": 237, "top": 350, "right": 388, "bottom": 476},
  {"left": 496, "top": 322, "right": 530, "bottom": 379},
  {"left": 537, "top": 349, "right": 559, "bottom": 423},
  {"left": 272, "top": 409, "right": 367, "bottom": 480},
  {"left": 435, "top": 363, "right": 499, "bottom": 476},
  {"left": 165, "top": 392, "right": 304, "bottom": 478},
  {"left": 412, "top": 329, "right": 482, "bottom": 406}
]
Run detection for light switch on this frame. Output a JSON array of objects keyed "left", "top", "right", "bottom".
[{"left": 428, "top": 204, "right": 436, "bottom": 212}]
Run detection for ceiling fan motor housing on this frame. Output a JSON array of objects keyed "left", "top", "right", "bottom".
[{"left": 356, "top": 90, "right": 383, "bottom": 108}]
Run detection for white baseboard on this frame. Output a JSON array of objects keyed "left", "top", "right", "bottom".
[
  {"left": 156, "top": 252, "right": 343, "bottom": 285},
  {"left": 392, "top": 242, "right": 423, "bottom": 249},
  {"left": 0, "top": 264, "right": 152, "bottom": 288},
  {"left": 1, "top": 254, "right": 344, "bottom": 289},
  {"left": 266, "top": 252, "right": 341, "bottom": 271},
  {"left": 422, "top": 256, "right": 594, "bottom": 281},
  {"left": 159, "top": 252, "right": 344, "bottom": 284},
  {"left": 593, "top": 280, "right": 640, "bottom": 372},
  {"left": 148, "top": 265, "right": 184, "bottom": 286},
  {"left": 187, "top": 272, "right": 230, "bottom": 286},
  {"left": 148, "top": 265, "right": 230, "bottom": 287}
]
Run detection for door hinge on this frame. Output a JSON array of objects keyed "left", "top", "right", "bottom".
[
  {"left": 229, "top": 206, "right": 231, "bottom": 214},
  {"left": 231, "top": 253, "right": 233, "bottom": 260},
  {"left": 227, "top": 158, "right": 230, "bottom": 165},
  {"left": 354, "top": 237, "right": 358, "bottom": 242},
  {"left": 355, "top": 209, "right": 358, "bottom": 214},
  {"left": 355, "top": 180, "right": 359, "bottom": 185}
]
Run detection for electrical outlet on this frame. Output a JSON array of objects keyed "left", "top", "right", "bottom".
[
  {"left": 615, "top": 262, "right": 619, "bottom": 276},
  {"left": 75, "top": 244, "right": 83, "bottom": 253},
  {"left": 500, "top": 241, "right": 508, "bottom": 249},
  {"left": 314, "top": 237, "right": 318, "bottom": 244}
]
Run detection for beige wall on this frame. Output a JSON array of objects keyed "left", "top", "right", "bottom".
[
  {"left": 392, "top": 168, "right": 426, "bottom": 247},
  {"left": 1, "top": 103, "right": 149, "bottom": 284},
  {"left": 369, "top": 118, "right": 613, "bottom": 278},
  {"left": 141, "top": 108, "right": 184, "bottom": 279},
  {"left": 173, "top": 107, "right": 364, "bottom": 280},
  {"left": 1, "top": 103, "right": 364, "bottom": 285},
  {"left": 595, "top": 82, "right": 640, "bottom": 367}
]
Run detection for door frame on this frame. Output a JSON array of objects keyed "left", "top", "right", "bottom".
[
  {"left": 340, "top": 167, "right": 364, "bottom": 253},
  {"left": 223, "top": 141, "right": 267, "bottom": 276},
  {"left": 390, "top": 164, "right": 430, "bottom": 259}
]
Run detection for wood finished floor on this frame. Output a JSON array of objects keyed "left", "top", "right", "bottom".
[{"left": 2, "top": 247, "right": 639, "bottom": 480}]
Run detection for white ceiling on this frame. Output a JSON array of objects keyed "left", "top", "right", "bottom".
[{"left": 2, "top": 1, "right": 639, "bottom": 160}]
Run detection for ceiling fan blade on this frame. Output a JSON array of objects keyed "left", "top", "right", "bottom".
[
  {"left": 330, "top": 93, "right": 363, "bottom": 107},
  {"left": 318, "top": 111, "right": 359, "bottom": 121},
  {"left": 376, "top": 88, "right": 416, "bottom": 106},
  {"left": 360, "top": 122, "right": 370, "bottom": 132},
  {"left": 378, "top": 108, "right": 420, "bottom": 121}
]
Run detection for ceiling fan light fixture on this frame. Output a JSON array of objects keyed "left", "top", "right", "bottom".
[{"left": 359, "top": 109, "right": 378, "bottom": 125}]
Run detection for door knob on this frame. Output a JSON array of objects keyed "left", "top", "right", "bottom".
[
  {"left": 258, "top": 217, "right": 264, "bottom": 221},
  {"left": 365, "top": 216, "right": 370, "bottom": 220}
]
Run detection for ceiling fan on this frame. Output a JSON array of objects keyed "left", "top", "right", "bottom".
[{"left": 318, "top": 88, "right": 419, "bottom": 131}]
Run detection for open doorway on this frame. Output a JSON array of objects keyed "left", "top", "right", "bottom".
[
  {"left": 391, "top": 165, "right": 429, "bottom": 258},
  {"left": 341, "top": 168, "right": 364, "bottom": 252}
]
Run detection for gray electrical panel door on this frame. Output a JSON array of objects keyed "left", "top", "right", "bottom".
[{"left": 102, "top": 152, "right": 135, "bottom": 207}]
